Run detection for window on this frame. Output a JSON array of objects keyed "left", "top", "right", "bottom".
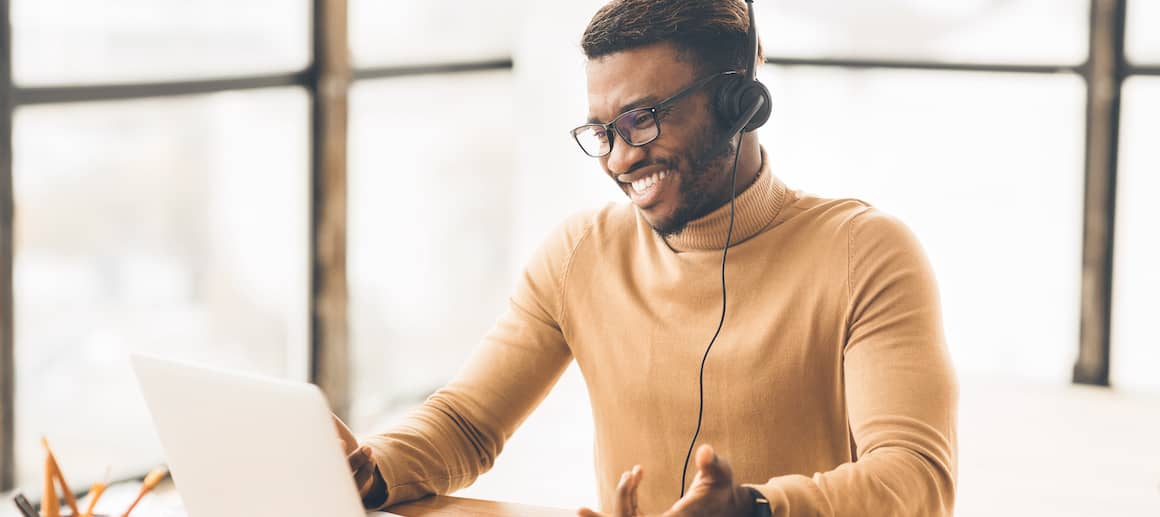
[
  {"left": 11, "top": 0, "right": 309, "bottom": 85},
  {"left": 755, "top": 0, "right": 1089, "bottom": 65},
  {"left": 1127, "top": 0, "right": 1160, "bottom": 64},
  {"left": 346, "top": 71, "right": 515, "bottom": 432},
  {"left": 3, "top": 0, "right": 1159, "bottom": 505},
  {"left": 12, "top": 89, "right": 309, "bottom": 490},
  {"left": 350, "top": 1, "right": 517, "bottom": 67},
  {"left": 1111, "top": 77, "right": 1160, "bottom": 395},
  {"left": 762, "top": 66, "right": 1086, "bottom": 382}
]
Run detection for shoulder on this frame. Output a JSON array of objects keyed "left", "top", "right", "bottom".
[
  {"left": 541, "top": 201, "right": 632, "bottom": 249},
  {"left": 543, "top": 201, "right": 639, "bottom": 256},
  {"left": 782, "top": 191, "right": 918, "bottom": 249},
  {"left": 832, "top": 204, "right": 936, "bottom": 302},
  {"left": 775, "top": 192, "right": 930, "bottom": 285},
  {"left": 532, "top": 202, "right": 636, "bottom": 276},
  {"left": 793, "top": 192, "right": 867, "bottom": 226},
  {"left": 516, "top": 203, "right": 632, "bottom": 317},
  {"left": 846, "top": 205, "right": 925, "bottom": 262}
]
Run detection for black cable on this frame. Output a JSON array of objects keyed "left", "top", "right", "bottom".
[{"left": 679, "top": 132, "right": 743, "bottom": 498}]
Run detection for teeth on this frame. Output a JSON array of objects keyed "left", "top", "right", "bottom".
[{"left": 631, "top": 171, "right": 667, "bottom": 194}]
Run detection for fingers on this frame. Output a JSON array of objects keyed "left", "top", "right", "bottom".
[
  {"left": 359, "top": 457, "right": 389, "bottom": 509},
  {"left": 616, "top": 470, "right": 633, "bottom": 515},
  {"left": 693, "top": 444, "right": 733, "bottom": 487},
  {"left": 332, "top": 413, "right": 360, "bottom": 454},
  {"left": 334, "top": 413, "right": 378, "bottom": 498},
  {"left": 348, "top": 444, "right": 389, "bottom": 508},
  {"left": 348, "top": 445, "right": 376, "bottom": 495},
  {"left": 629, "top": 465, "right": 642, "bottom": 511},
  {"left": 580, "top": 465, "right": 643, "bottom": 517},
  {"left": 349, "top": 445, "right": 372, "bottom": 473},
  {"left": 667, "top": 447, "right": 734, "bottom": 515},
  {"left": 613, "top": 465, "right": 643, "bottom": 516}
]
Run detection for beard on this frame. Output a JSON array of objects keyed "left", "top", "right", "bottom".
[{"left": 651, "top": 119, "right": 737, "bottom": 238}]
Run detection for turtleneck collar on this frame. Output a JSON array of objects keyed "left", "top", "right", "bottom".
[{"left": 662, "top": 146, "right": 787, "bottom": 252}]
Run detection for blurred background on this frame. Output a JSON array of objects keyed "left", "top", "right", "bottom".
[{"left": 1, "top": 0, "right": 1158, "bottom": 515}]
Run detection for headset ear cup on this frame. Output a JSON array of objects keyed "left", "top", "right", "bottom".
[
  {"left": 713, "top": 73, "right": 746, "bottom": 128},
  {"left": 740, "top": 80, "right": 772, "bottom": 132},
  {"left": 714, "top": 76, "right": 773, "bottom": 133}
]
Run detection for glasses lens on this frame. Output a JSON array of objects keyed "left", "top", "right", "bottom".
[
  {"left": 573, "top": 125, "right": 611, "bottom": 157},
  {"left": 614, "top": 109, "right": 658, "bottom": 146}
]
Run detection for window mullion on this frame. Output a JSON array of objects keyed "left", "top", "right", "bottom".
[
  {"left": 1, "top": 0, "right": 17, "bottom": 493},
  {"left": 308, "top": 0, "right": 352, "bottom": 420},
  {"left": 1075, "top": 0, "right": 1128, "bottom": 386}
]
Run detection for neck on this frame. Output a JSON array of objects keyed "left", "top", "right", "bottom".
[
  {"left": 731, "top": 132, "right": 763, "bottom": 195},
  {"left": 664, "top": 145, "right": 787, "bottom": 252}
]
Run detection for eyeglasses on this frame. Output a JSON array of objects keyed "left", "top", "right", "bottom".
[{"left": 570, "top": 71, "right": 736, "bottom": 158}]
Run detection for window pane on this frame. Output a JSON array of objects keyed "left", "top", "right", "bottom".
[
  {"left": 1128, "top": 0, "right": 1160, "bottom": 63},
  {"left": 12, "top": 0, "right": 309, "bottom": 85},
  {"left": 1112, "top": 78, "right": 1160, "bottom": 394},
  {"left": 13, "top": 88, "right": 310, "bottom": 493},
  {"left": 348, "top": 72, "right": 515, "bottom": 431},
  {"left": 757, "top": 0, "right": 1089, "bottom": 65},
  {"left": 762, "top": 65, "right": 1086, "bottom": 382},
  {"left": 351, "top": 1, "right": 516, "bottom": 67}
]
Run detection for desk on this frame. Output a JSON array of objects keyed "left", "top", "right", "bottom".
[
  {"left": 388, "top": 495, "right": 575, "bottom": 516},
  {"left": 2, "top": 484, "right": 576, "bottom": 517}
]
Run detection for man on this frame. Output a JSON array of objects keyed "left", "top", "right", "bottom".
[{"left": 336, "top": 1, "right": 958, "bottom": 515}]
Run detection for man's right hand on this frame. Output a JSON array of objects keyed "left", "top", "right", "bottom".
[{"left": 332, "top": 414, "right": 388, "bottom": 508}]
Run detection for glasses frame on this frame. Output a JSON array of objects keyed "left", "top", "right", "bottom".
[{"left": 570, "top": 71, "right": 737, "bottom": 158}]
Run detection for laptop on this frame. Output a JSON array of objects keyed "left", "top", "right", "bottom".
[{"left": 131, "top": 355, "right": 400, "bottom": 517}]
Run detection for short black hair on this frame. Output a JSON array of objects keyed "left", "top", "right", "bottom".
[{"left": 581, "top": 0, "right": 762, "bottom": 75}]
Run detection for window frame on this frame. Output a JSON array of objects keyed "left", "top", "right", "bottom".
[{"left": 0, "top": 0, "right": 1153, "bottom": 495}]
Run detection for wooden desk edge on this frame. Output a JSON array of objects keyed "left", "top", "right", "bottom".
[{"left": 387, "top": 495, "right": 576, "bottom": 517}]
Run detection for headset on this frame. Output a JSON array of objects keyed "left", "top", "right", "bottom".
[
  {"left": 713, "top": 0, "right": 773, "bottom": 142},
  {"left": 678, "top": 0, "right": 771, "bottom": 499}
]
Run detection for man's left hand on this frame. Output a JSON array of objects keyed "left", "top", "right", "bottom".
[{"left": 577, "top": 444, "right": 756, "bottom": 517}]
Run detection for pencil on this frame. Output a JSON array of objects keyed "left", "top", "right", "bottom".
[
  {"left": 80, "top": 481, "right": 107, "bottom": 517},
  {"left": 41, "top": 437, "right": 80, "bottom": 516},
  {"left": 119, "top": 466, "right": 169, "bottom": 517},
  {"left": 42, "top": 453, "right": 61, "bottom": 517}
]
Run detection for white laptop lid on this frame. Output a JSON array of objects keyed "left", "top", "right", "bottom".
[{"left": 131, "top": 355, "right": 373, "bottom": 517}]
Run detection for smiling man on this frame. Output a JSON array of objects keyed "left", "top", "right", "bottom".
[
  {"left": 575, "top": 63, "right": 757, "bottom": 237},
  {"left": 335, "top": 1, "right": 958, "bottom": 516}
]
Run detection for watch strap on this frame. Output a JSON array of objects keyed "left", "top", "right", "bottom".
[{"left": 746, "top": 486, "right": 772, "bottom": 517}]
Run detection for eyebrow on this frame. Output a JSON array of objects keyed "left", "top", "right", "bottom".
[{"left": 586, "top": 95, "right": 662, "bottom": 124}]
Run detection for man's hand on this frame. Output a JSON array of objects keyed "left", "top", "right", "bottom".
[
  {"left": 579, "top": 465, "right": 645, "bottom": 516},
  {"left": 577, "top": 445, "right": 755, "bottom": 517},
  {"left": 333, "top": 413, "right": 360, "bottom": 455},
  {"left": 332, "top": 414, "right": 388, "bottom": 508}
]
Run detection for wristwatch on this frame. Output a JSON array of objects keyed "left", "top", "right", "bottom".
[{"left": 746, "top": 487, "right": 772, "bottom": 517}]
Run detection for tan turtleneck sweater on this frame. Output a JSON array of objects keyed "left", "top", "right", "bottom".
[{"left": 365, "top": 148, "right": 958, "bottom": 516}]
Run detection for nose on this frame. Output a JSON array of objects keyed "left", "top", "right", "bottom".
[{"left": 604, "top": 136, "right": 648, "bottom": 177}]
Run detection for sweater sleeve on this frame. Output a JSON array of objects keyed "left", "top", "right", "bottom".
[
  {"left": 362, "top": 213, "right": 592, "bottom": 509},
  {"left": 748, "top": 208, "right": 958, "bottom": 516}
]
